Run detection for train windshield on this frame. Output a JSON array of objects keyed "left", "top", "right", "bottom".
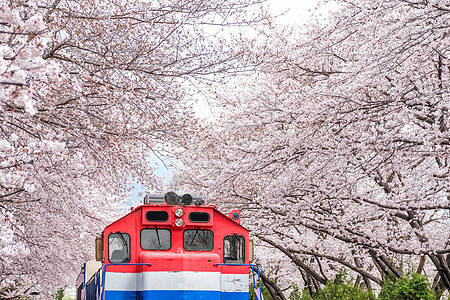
[
  {"left": 141, "top": 228, "right": 171, "bottom": 250},
  {"left": 108, "top": 232, "right": 131, "bottom": 263},
  {"left": 224, "top": 235, "right": 245, "bottom": 263},
  {"left": 183, "top": 229, "right": 214, "bottom": 251}
]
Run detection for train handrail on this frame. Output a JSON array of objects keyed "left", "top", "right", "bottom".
[{"left": 214, "top": 263, "right": 263, "bottom": 300}]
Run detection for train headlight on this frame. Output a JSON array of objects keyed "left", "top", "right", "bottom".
[
  {"left": 174, "top": 208, "right": 184, "bottom": 217},
  {"left": 175, "top": 218, "right": 184, "bottom": 227}
]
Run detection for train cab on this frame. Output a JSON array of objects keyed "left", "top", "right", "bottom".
[{"left": 77, "top": 192, "right": 258, "bottom": 300}]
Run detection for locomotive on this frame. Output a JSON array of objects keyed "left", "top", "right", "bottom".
[{"left": 76, "top": 192, "right": 262, "bottom": 300}]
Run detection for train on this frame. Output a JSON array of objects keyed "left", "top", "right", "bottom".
[{"left": 76, "top": 192, "right": 262, "bottom": 300}]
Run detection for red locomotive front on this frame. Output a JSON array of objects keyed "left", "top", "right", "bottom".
[{"left": 76, "top": 192, "right": 260, "bottom": 300}]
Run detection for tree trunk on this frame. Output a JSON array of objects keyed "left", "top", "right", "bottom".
[
  {"left": 417, "top": 256, "right": 426, "bottom": 274},
  {"left": 428, "top": 254, "right": 450, "bottom": 290},
  {"left": 259, "top": 270, "right": 287, "bottom": 300},
  {"left": 354, "top": 256, "right": 372, "bottom": 290}
]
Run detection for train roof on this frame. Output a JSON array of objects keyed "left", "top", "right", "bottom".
[{"left": 103, "top": 192, "right": 247, "bottom": 233}]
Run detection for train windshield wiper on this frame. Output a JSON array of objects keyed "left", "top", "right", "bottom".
[
  {"left": 189, "top": 227, "right": 200, "bottom": 247},
  {"left": 116, "top": 231, "right": 128, "bottom": 257},
  {"left": 155, "top": 226, "right": 161, "bottom": 249},
  {"left": 116, "top": 231, "right": 127, "bottom": 246}
]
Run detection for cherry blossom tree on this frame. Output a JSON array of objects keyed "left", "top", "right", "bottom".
[
  {"left": 176, "top": 0, "right": 450, "bottom": 297},
  {"left": 0, "top": 0, "right": 267, "bottom": 297}
]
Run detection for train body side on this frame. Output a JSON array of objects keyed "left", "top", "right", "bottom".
[{"left": 77, "top": 203, "right": 252, "bottom": 300}]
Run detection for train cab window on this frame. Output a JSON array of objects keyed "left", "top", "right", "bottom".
[
  {"left": 224, "top": 235, "right": 245, "bottom": 263},
  {"left": 108, "top": 232, "right": 131, "bottom": 263},
  {"left": 141, "top": 228, "right": 171, "bottom": 250},
  {"left": 183, "top": 229, "right": 214, "bottom": 251},
  {"left": 189, "top": 212, "right": 210, "bottom": 223},
  {"left": 146, "top": 211, "right": 169, "bottom": 222}
]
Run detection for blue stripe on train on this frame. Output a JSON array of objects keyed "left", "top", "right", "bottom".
[{"left": 104, "top": 290, "right": 249, "bottom": 300}]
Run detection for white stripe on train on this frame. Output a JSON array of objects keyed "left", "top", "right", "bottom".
[{"left": 104, "top": 272, "right": 249, "bottom": 292}]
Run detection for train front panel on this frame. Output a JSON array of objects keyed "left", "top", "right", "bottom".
[{"left": 100, "top": 203, "right": 251, "bottom": 300}]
